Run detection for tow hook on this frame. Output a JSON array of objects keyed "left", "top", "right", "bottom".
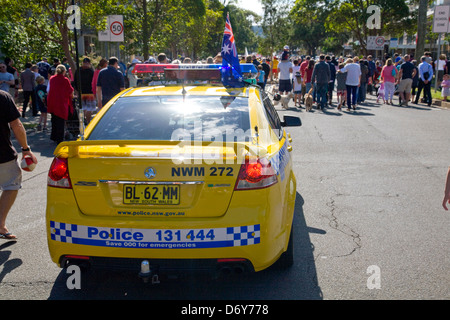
[{"left": 139, "top": 260, "right": 160, "bottom": 284}]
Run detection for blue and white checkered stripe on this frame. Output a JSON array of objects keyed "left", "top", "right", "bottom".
[
  {"left": 50, "top": 221, "right": 77, "bottom": 244},
  {"left": 49, "top": 221, "right": 261, "bottom": 249},
  {"left": 227, "top": 225, "right": 261, "bottom": 247},
  {"left": 269, "top": 141, "right": 289, "bottom": 181}
]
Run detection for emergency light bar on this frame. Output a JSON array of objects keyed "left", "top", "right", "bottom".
[
  {"left": 133, "top": 63, "right": 258, "bottom": 74},
  {"left": 132, "top": 63, "right": 258, "bottom": 86}
]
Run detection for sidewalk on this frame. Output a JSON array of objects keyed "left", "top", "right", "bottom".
[{"left": 432, "top": 99, "right": 450, "bottom": 109}]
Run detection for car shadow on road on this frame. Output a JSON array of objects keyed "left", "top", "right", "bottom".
[{"left": 47, "top": 192, "right": 324, "bottom": 300}]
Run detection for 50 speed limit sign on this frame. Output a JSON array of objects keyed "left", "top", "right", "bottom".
[
  {"left": 110, "top": 20, "right": 123, "bottom": 36},
  {"left": 98, "top": 15, "right": 124, "bottom": 42}
]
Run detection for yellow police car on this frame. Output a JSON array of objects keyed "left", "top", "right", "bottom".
[{"left": 46, "top": 64, "right": 301, "bottom": 279}]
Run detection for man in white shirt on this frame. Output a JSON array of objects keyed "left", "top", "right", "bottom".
[
  {"left": 339, "top": 59, "right": 361, "bottom": 111},
  {"left": 277, "top": 53, "right": 293, "bottom": 95}
]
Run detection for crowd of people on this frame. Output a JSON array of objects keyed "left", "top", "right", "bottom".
[
  {"left": 258, "top": 48, "right": 448, "bottom": 112},
  {"left": 0, "top": 49, "right": 448, "bottom": 142}
]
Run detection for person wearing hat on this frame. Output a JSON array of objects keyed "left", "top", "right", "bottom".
[
  {"left": 74, "top": 57, "right": 95, "bottom": 123},
  {"left": 157, "top": 53, "right": 168, "bottom": 64},
  {"left": 277, "top": 52, "right": 294, "bottom": 96},
  {"left": 127, "top": 58, "right": 141, "bottom": 88},
  {"left": 281, "top": 45, "right": 290, "bottom": 61}
]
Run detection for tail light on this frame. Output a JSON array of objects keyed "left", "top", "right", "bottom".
[
  {"left": 234, "top": 158, "right": 277, "bottom": 190},
  {"left": 48, "top": 157, "right": 72, "bottom": 189}
]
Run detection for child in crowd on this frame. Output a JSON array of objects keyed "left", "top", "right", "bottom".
[
  {"left": 376, "top": 80, "right": 385, "bottom": 104},
  {"left": 441, "top": 73, "right": 450, "bottom": 102},
  {"left": 34, "top": 76, "right": 48, "bottom": 131},
  {"left": 256, "top": 65, "right": 265, "bottom": 89},
  {"left": 293, "top": 71, "right": 302, "bottom": 108},
  {"left": 335, "top": 64, "right": 347, "bottom": 110}
]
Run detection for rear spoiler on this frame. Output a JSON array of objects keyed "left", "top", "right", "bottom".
[{"left": 53, "top": 140, "right": 269, "bottom": 163}]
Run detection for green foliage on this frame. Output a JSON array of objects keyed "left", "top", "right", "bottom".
[
  {"left": 324, "top": 0, "right": 414, "bottom": 54},
  {"left": 289, "top": 0, "right": 334, "bottom": 56},
  {"left": 259, "top": 0, "right": 291, "bottom": 56},
  {"left": 287, "top": 0, "right": 417, "bottom": 56},
  {"left": 0, "top": 0, "right": 64, "bottom": 68},
  {"left": 0, "top": 0, "right": 262, "bottom": 68}
]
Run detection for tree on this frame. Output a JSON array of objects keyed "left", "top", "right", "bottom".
[
  {"left": 325, "top": 0, "right": 413, "bottom": 56},
  {"left": 0, "top": 0, "right": 258, "bottom": 70},
  {"left": 289, "top": 0, "right": 333, "bottom": 56},
  {"left": 260, "top": 0, "right": 291, "bottom": 57},
  {"left": 0, "top": 0, "right": 122, "bottom": 71},
  {"left": 226, "top": 4, "right": 260, "bottom": 54}
]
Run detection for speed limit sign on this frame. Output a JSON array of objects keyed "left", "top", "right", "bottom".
[
  {"left": 108, "top": 16, "right": 124, "bottom": 41},
  {"left": 110, "top": 20, "right": 123, "bottom": 36},
  {"left": 98, "top": 15, "right": 124, "bottom": 42},
  {"left": 367, "top": 36, "right": 385, "bottom": 50},
  {"left": 375, "top": 36, "right": 385, "bottom": 47}
]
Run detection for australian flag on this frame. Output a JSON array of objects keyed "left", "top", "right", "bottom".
[{"left": 221, "top": 13, "right": 244, "bottom": 88}]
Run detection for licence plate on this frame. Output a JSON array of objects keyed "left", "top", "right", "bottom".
[{"left": 123, "top": 185, "right": 180, "bottom": 205}]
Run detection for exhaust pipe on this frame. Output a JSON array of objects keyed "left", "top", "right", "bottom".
[
  {"left": 218, "top": 263, "right": 246, "bottom": 276},
  {"left": 219, "top": 266, "right": 232, "bottom": 275},
  {"left": 233, "top": 265, "right": 245, "bottom": 274}
]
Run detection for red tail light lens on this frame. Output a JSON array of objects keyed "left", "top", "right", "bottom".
[
  {"left": 245, "top": 162, "right": 264, "bottom": 183},
  {"left": 48, "top": 157, "right": 72, "bottom": 189},
  {"left": 235, "top": 158, "right": 278, "bottom": 190}
]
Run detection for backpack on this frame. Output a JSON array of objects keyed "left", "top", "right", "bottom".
[
  {"left": 391, "top": 67, "right": 397, "bottom": 77},
  {"left": 38, "top": 62, "right": 49, "bottom": 76}
]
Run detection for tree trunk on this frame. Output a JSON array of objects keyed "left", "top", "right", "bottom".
[
  {"left": 142, "top": 0, "right": 149, "bottom": 61},
  {"left": 61, "top": 28, "right": 77, "bottom": 73},
  {"left": 416, "top": 0, "right": 428, "bottom": 58}
]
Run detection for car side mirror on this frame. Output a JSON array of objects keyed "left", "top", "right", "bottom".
[{"left": 281, "top": 115, "right": 302, "bottom": 127}]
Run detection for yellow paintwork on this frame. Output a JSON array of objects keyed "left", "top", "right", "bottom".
[{"left": 46, "top": 84, "right": 297, "bottom": 272}]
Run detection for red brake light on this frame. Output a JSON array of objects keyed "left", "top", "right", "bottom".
[
  {"left": 244, "top": 162, "right": 264, "bottom": 183},
  {"left": 235, "top": 158, "right": 277, "bottom": 190},
  {"left": 48, "top": 157, "right": 72, "bottom": 189}
]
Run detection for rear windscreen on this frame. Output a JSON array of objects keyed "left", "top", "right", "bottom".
[{"left": 87, "top": 95, "right": 251, "bottom": 142}]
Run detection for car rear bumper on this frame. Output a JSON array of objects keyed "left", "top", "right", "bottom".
[
  {"left": 60, "top": 256, "right": 255, "bottom": 277},
  {"left": 46, "top": 181, "right": 295, "bottom": 272}
]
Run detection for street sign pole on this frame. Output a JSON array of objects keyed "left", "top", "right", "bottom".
[
  {"left": 70, "top": 0, "right": 84, "bottom": 140},
  {"left": 432, "top": 5, "right": 450, "bottom": 93},
  {"left": 436, "top": 34, "right": 441, "bottom": 93}
]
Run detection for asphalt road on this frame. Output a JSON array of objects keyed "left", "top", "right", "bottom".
[{"left": 0, "top": 90, "right": 449, "bottom": 301}]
